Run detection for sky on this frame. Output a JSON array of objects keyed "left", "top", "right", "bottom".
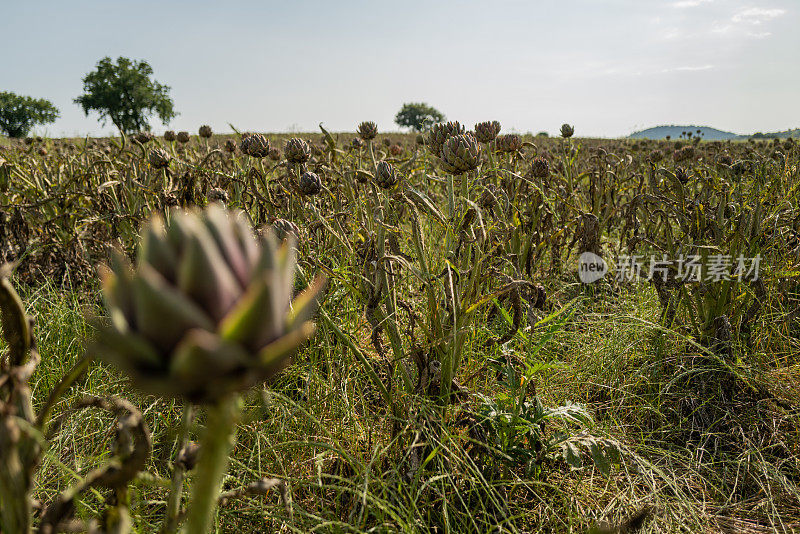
[{"left": 2, "top": 0, "right": 798, "bottom": 138}]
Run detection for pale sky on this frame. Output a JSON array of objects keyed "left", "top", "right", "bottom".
[{"left": 2, "top": 0, "right": 797, "bottom": 138}]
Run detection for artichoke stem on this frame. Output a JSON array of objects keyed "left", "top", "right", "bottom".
[{"left": 183, "top": 395, "right": 242, "bottom": 533}]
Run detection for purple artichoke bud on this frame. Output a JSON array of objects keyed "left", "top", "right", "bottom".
[{"left": 94, "top": 204, "right": 326, "bottom": 403}]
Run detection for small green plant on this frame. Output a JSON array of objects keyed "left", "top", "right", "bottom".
[{"left": 471, "top": 304, "right": 622, "bottom": 477}]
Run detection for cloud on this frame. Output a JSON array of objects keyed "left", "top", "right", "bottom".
[
  {"left": 709, "top": 6, "right": 785, "bottom": 39},
  {"left": 711, "top": 23, "right": 733, "bottom": 34},
  {"left": 673, "top": 65, "right": 715, "bottom": 71},
  {"left": 660, "top": 27, "right": 683, "bottom": 40},
  {"left": 661, "top": 65, "right": 715, "bottom": 73},
  {"left": 731, "top": 7, "right": 785, "bottom": 24},
  {"left": 671, "top": 0, "right": 713, "bottom": 8}
]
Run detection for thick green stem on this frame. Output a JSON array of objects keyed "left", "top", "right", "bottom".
[
  {"left": 183, "top": 395, "right": 241, "bottom": 533},
  {"left": 161, "top": 403, "right": 194, "bottom": 534}
]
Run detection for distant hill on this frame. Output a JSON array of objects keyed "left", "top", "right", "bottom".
[
  {"left": 630, "top": 125, "right": 800, "bottom": 140},
  {"left": 745, "top": 128, "right": 800, "bottom": 140},
  {"left": 629, "top": 125, "right": 737, "bottom": 140}
]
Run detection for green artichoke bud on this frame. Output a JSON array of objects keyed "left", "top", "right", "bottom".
[
  {"left": 494, "top": 134, "right": 522, "bottom": 154},
  {"left": 177, "top": 131, "right": 191, "bottom": 144},
  {"left": 474, "top": 121, "right": 501, "bottom": 144},
  {"left": 284, "top": 138, "right": 310, "bottom": 164},
  {"left": 241, "top": 133, "right": 270, "bottom": 158},
  {"left": 439, "top": 133, "right": 481, "bottom": 175},
  {"left": 94, "top": 204, "right": 326, "bottom": 403},
  {"left": 648, "top": 149, "right": 663, "bottom": 163},
  {"left": 427, "top": 121, "right": 465, "bottom": 157},
  {"left": 164, "top": 130, "right": 177, "bottom": 142},
  {"left": 357, "top": 121, "right": 378, "bottom": 141},
  {"left": 298, "top": 171, "right": 322, "bottom": 196},
  {"left": 560, "top": 124, "right": 575, "bottom": 138},
  {"left": 199, "top": 125, "right": 213, "bottom": 138},
  {"left": 134, "top": 131, "right": 154, "bottom": 144},
  {"left": 531, "top": 156, "right": 549, "bottom": 178},
  {"left": 149, "top": 148, "right": 171, "bottom": 169},
  {"left": 375, "top": 161, "right": 399, "bottom": 189}
]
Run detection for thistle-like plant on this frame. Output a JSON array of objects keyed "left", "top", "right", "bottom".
[{"left": 94, "top": 203, "right": 325, "bottom": 532}]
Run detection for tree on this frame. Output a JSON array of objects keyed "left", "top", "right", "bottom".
[
  {"left": 0, "top": 91, "right": 59, "bottom": 138},
  {"left": 74, "top": 57, "right": 176, "bottom": 134},
  {"left": 394, "top": 102, "right": 445, "bottom": 132}
]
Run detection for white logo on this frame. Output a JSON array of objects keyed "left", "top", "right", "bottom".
[{"left": 579, "top": 252, "right": 608, "bottom": 284}]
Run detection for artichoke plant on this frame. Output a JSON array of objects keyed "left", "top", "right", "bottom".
[
  {"left": 495, "top": 134, "right": 522, "bottom": 154},
  {"left": 357, "top": 121, "right": 378, "bottom": 141},
  {"left": 474, "top": 120, "right": 501, "bottom": 144},
  {"left": 299, "top": 171, "right": 322, "bottom": 196},
  {"left": 148, "top": 147, "right": 171, "bottom": 169},
  {"left": 241, "top": 133, "right": 270, "bottom": 158},
  {"left": 428, "top": 121, "right": 465, "bottom": 157},
  {"left": 560, "top": 123, "right": 575, "bottom": 138},
  {"left": 284, "top": 137, "right": 311, "bottom": 164},
  {"left": 531, "top": 156, "right": 550, "bottom": 178},
  {"left": 94, "top": 204, "right": 325, "bottom": 404},
  {"left": 95, "top": 204, "right": 325, "bottom": 532},
  {"left": 177, "top": 131, "right": 191, "bottom": 144},
  {"left": 439, "top": 133, "right": 481, "bottom": 175},
  {"left": 376, "top": 160, "right": 399, "bottom": 189},
  {"left": 198, "top": 125, "right": 213, "bottom": 138},
  {"left": 133, "top": 131, "right": 154, "bottom": 144}
]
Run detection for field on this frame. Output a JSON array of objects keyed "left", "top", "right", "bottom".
[{"left": 1, "top": 125, "right": 799, "bottom": 533}]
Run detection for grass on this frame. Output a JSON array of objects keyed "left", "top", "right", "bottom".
[
  {"left": 7, "top": 269, "right": 796, "bottom": 533},
  {"left": 2, "top": 131, "right": 799, "bottom": 533}
]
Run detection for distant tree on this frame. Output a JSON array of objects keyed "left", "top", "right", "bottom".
[
  {"left": 394, "top": 102, "right": 445, "bottom": 132},
  {"left": 0, "top": 91, "right": 59, "bottom": 138},
  {"left": 536, "top": 131, "right": 549, "bottom": 137},
  {"left": 74, "top": 57, "right": 176, "bottom": 134}
]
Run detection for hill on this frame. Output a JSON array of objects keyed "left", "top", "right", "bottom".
[
  {"left": 630, "top": 125, "right": 800, "bottom": 140},
  {"left": 629, "top": 125, "right": 737, "bottom": 140},
  {"left": 745, "top": 128, "right": 800, "bottom": 139}
]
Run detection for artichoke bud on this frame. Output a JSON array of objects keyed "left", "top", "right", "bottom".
[
  {"left": 94, "top": 204, "right": 325, "bottom": 403},
  {"left": 439, "top": 133, "right": 481, "bottom": 174}
]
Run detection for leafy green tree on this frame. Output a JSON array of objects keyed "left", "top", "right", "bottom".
[
  {"left": 74, "top": 57, "right": 176, "bottom": 134},
  {"left": 394, "top": 102, "right": 445, "bottom": 132},
  {"left": 0, "top": 91, "right": 59, "bottom": 138}
]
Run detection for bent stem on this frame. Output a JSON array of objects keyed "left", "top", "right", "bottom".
[{"left": 183, "top": 394, "right": 242, "bottom": 533}]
